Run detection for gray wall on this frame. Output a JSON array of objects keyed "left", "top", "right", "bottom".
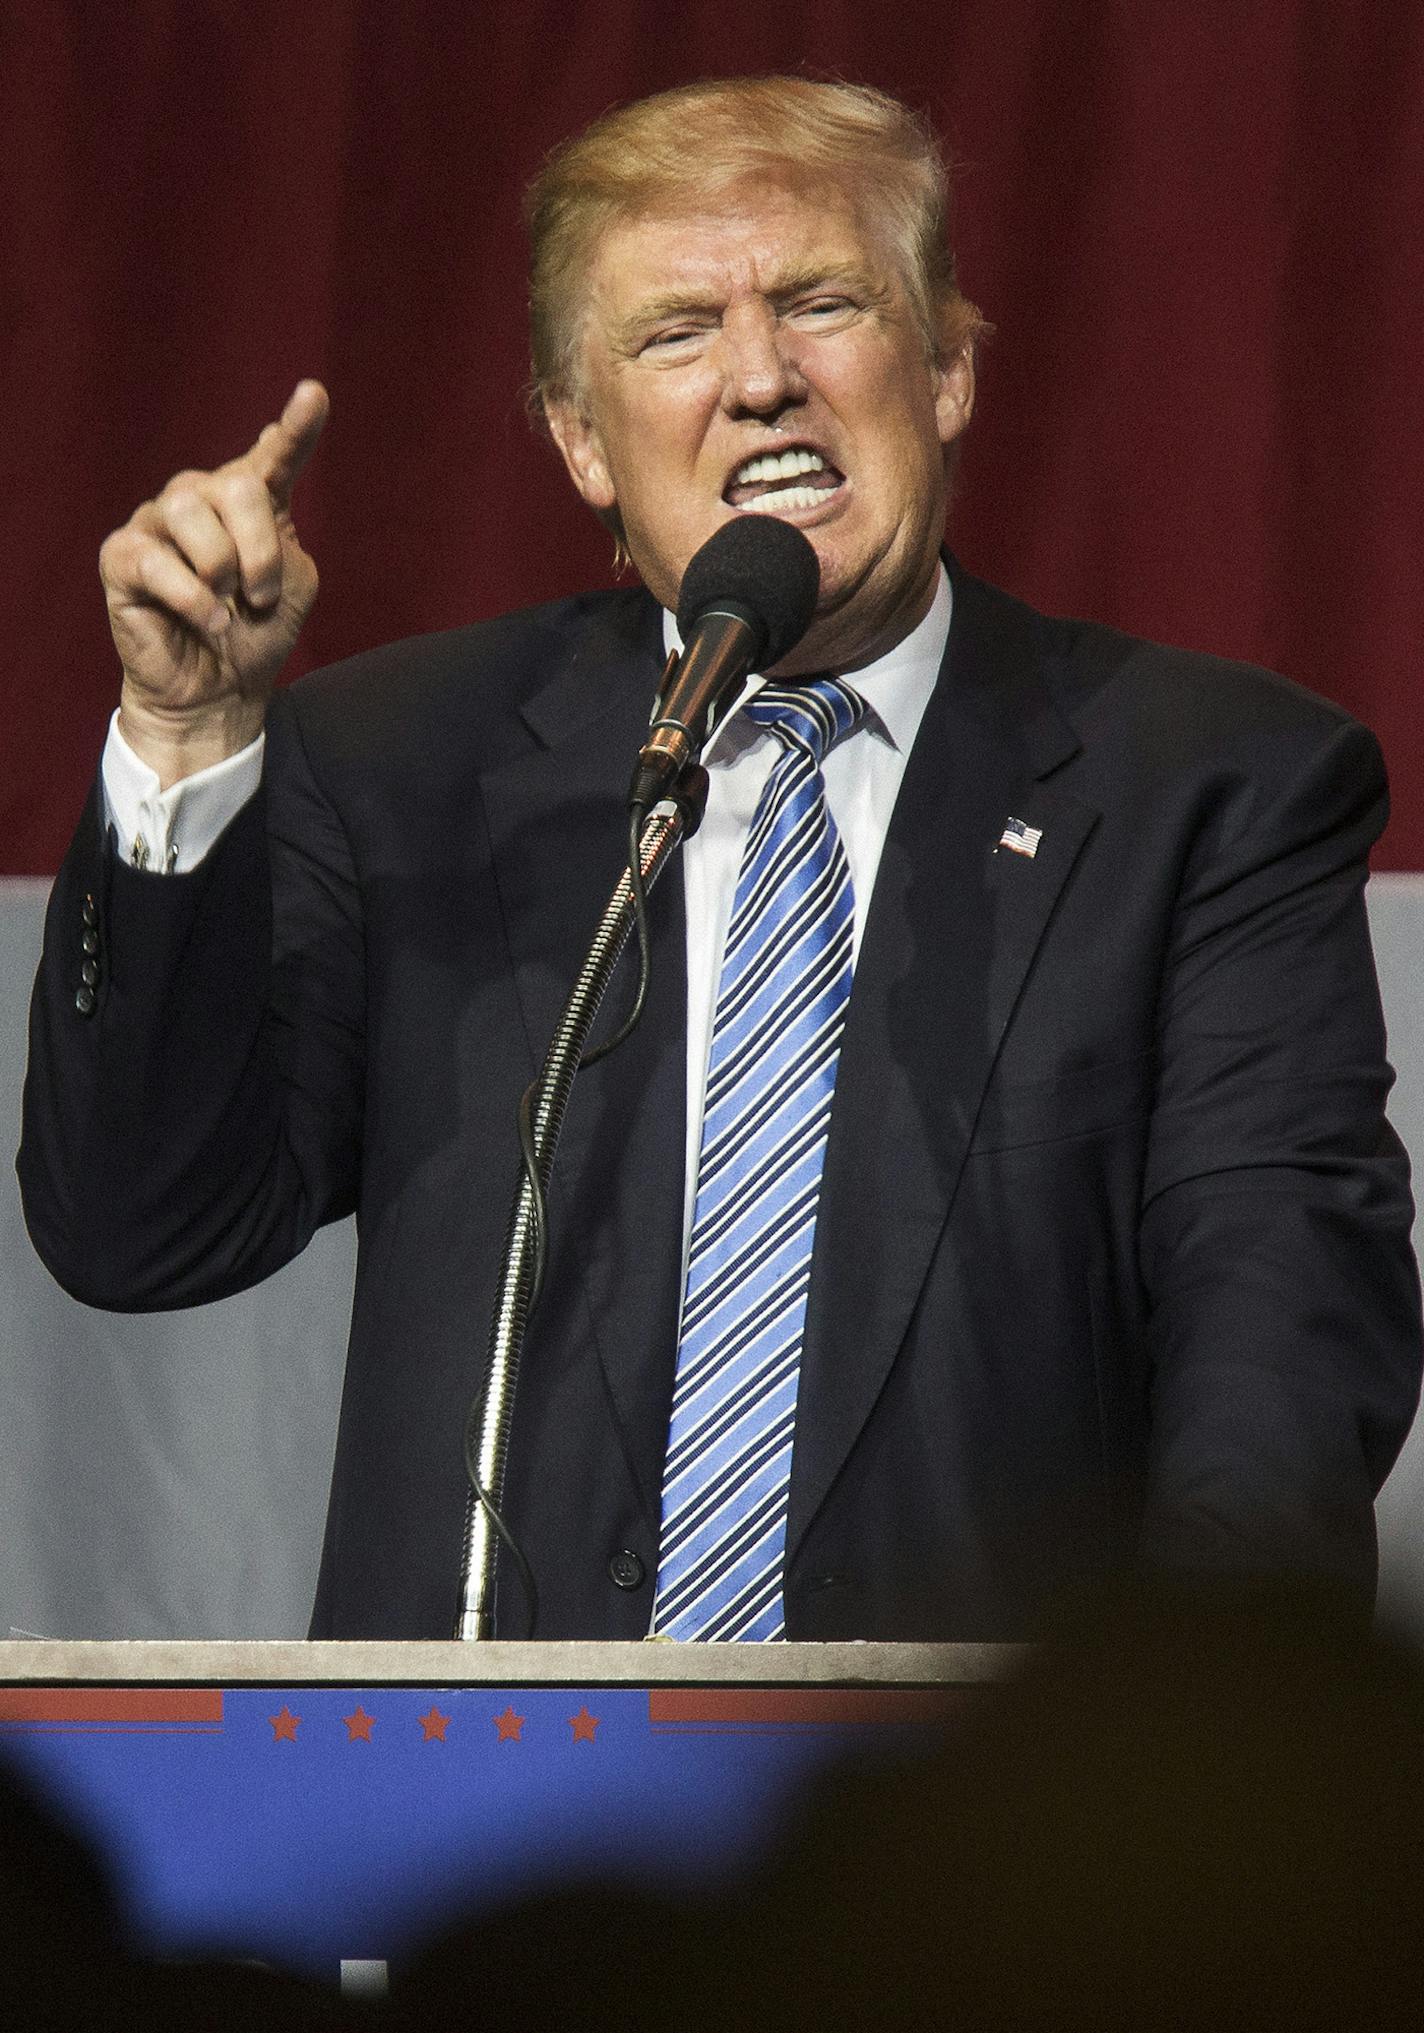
[
  {"left": 1359, "top": 877, "right": 1424, "bottom": 1635},
  {"left": 2, "top": 875, "right": 1420, "bottom": 1639},
  {"left": 2, "top": 880, "right": 351, "bottom": 1638}
]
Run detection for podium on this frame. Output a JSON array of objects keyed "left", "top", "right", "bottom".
[{"left": 0, "top": 1639, "right": 1016, "bottom": 1991}]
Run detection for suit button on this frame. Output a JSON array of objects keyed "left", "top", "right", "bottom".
[
  {"left": 81, "top": 929, "right": 100, "bottom": 956},
  {"left": 80, "top": 959, "right": 100, "bottom": 987},
  {"left": 81, "top": 895, "right": 98, "bottom": 928},
  {"left": 74, "top": 985, "right": 96, "bottom": 1017},
  {"left": 608, "top": 1549, "right": 645, "bottom": 1590}
]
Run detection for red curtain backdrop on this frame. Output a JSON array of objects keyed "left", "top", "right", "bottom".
[{"left": 4, "top": 0, "right": 1421, "bottom": 872}]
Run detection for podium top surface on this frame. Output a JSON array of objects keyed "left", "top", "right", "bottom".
[{"left": 0, "top": 1638, "right": 1022, "bottom": 1687}]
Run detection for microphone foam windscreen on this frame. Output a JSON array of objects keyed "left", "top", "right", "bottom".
[{"left": 675, "top": 516, "right": 821, "bottom": 668}]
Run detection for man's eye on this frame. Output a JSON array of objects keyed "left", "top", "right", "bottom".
[
  {"left": 643, "top": 326, "right": 704, "bottom": 351},
  {"left": 791, "top": 296, "right": 857, "bottom": 324}
]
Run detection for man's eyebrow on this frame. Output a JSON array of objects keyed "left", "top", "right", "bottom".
[
  {"left": 763, "top": 258, "right": 884, "bottom": 304},
  {"left": 612, "top": 290, "right": 723, "bottom": 340}
]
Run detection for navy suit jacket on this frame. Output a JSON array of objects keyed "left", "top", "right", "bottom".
[{"left": 20, "top": 562, "right": 1422, "bottom": 1638}]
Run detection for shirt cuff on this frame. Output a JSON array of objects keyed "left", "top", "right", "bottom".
[{"left": 101, "top": 710, "right": 265, "bottom": 874}]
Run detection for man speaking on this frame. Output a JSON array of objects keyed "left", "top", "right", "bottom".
[{"left": 19, "top": 77, "right": 1421, "bottom": 1641}]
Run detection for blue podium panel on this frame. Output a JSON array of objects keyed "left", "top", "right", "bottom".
[{"left": 0, "top": 1680, "right": 970, "bottom": 1986}]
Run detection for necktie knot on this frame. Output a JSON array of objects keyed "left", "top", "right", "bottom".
[{"left": 740, "top": 677, "right": 866, "bottom": 767}]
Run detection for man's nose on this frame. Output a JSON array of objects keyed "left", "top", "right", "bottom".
[{"left": 716, "top": 308, "right": 807, "bottom": 417}]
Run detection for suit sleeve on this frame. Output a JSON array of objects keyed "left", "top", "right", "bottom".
[
  {"left": 17, "top": 689, "right": 366, "bottom": 1310},
  {"left": 1136, "top": 715, "right": 1422, "bottom": 1597}
]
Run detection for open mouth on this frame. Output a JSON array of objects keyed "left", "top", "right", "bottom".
[{"left": 723, "top": 446, "right": 845, "bottom": 514}]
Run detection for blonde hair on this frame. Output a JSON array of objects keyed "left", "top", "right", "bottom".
[{"left": 527, "top": 75, "right": 987, "bottom": 414}]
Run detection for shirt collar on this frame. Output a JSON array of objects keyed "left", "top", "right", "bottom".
[{"left": 661, "top": 561, "right": 951, "bottom": 767}]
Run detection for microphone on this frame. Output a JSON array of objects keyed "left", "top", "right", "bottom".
[{"left": 628, "top": 516, "right": 820, "bottom": 810}]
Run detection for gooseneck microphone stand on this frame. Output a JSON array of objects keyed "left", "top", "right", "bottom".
[
  {"left": 456, "top": 768, "right": 709, "bottom": 1640},
  {"left": 453, "top": 514, "right": 820, "bottom": 1641}
]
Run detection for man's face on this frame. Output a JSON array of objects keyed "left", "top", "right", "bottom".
[{"left": 547, "top": 177, "right": 974, "bottom": 675}]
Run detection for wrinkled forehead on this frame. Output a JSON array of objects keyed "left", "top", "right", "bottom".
[{"left": 617, "top": 186, "right": 882, "bottom": 280}]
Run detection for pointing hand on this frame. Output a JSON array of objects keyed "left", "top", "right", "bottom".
[{"left": 100, "top": 380, "right": 329, "bottom": 784}]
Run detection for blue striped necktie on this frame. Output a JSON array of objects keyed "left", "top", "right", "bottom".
[{"left": 652, "top": 676, "right": 868, "bottom": 1641}]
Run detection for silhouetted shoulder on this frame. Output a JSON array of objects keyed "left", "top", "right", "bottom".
[
  {"left": 953, "top": 567, "right": 1380, "bottom": 823},
  {"left": 275, "top": 585, "right": 661, "bottom": 781}
]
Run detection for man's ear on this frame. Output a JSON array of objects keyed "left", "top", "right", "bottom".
[
  {"left": 933, "top": 343, "right": 975, "bottom": 452},
  {"left": 545, "top": 399, "right": 617, "bottom": 512}
]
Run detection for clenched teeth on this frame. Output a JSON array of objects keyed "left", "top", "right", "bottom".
[
  {"left": 730, "top": 448, "right": 826, "bottom": 487},
  {"left": 738, "top": 484, "right": 833, "bottom": 513}
]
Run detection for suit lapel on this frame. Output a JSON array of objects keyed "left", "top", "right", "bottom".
[
  {"left": 476, "top": 596, "right": 686, "bottom": 1526},
  {"left": 788, "top": 567, "right": 1100, "bottom": 1559}
]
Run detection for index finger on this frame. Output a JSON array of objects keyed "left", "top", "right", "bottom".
[{"left": 247, "top": 379, "right": 330, "bottom": 507}]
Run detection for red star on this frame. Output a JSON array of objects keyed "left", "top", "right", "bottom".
[
  {"left": 269, "top": 1704, "right": 300, "bottom": 1742},
  {"left": 419, "top": 1707, "right": 450, "bottom": 1742},
  {"left": 494, "top": 1704, "right": 525, "bottom": 1742},
  {"left": 569, "top": 1706, "right": 599, "bottom": 1743},
  {"left": 343, "top": 1705, "right": 375, "bottom": 1741}
]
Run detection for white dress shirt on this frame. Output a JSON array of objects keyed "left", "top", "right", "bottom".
[
  {"left": 103, "top": 709, "right": 267, "bottom": 874},
  {"left": 100, "top": 564, "right": 952, "bottom": 1266}
]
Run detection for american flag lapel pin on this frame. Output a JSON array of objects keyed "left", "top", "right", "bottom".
[{"left": 997, "top": 816, "right": 1043, "bottom": 859}]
